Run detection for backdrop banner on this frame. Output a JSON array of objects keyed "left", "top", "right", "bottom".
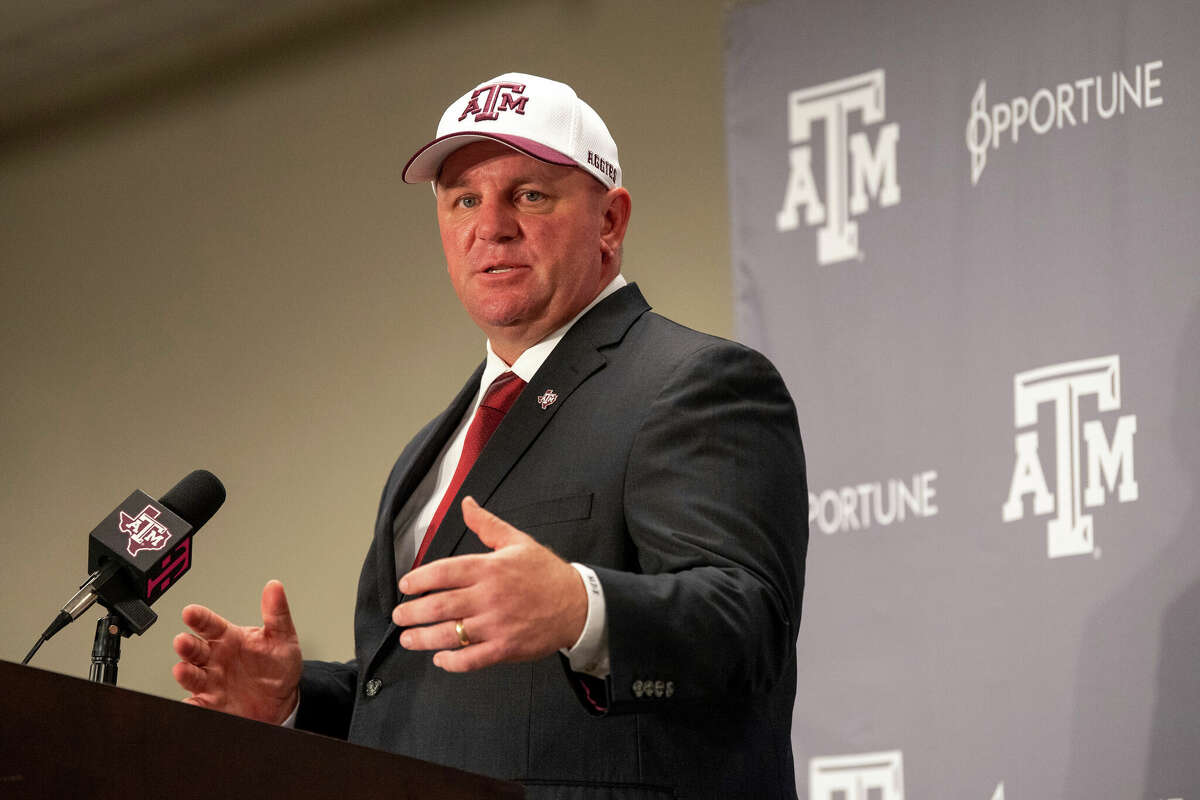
[{"left": 724, "top": 1, "right": 1199, "bottom": 798}]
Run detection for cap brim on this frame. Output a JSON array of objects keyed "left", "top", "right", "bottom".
[{"left": 402, "top": 132, "right": 576, "bottom": 184}]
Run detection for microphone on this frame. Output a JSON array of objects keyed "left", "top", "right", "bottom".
[{"left": 22, "top": 470, "right": 225, "bottom": 664}]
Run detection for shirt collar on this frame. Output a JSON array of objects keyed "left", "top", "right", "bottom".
[{"left": 480, "top": 274, "right": 627, "bottom": 388}]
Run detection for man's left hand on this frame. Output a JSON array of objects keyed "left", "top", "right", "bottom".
[{"left": 393, "top": 496, "right": 588, "bottom": 672}]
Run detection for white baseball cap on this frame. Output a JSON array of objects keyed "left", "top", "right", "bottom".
[{"left": 402, "top": 72, "right": 622, "bottom": 188}]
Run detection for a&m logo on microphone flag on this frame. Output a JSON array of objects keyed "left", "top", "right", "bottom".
[{"left": 118, "top": 504, "right": 172, "bottom": 557}]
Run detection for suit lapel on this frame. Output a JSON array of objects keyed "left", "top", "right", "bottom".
[
  {"left": 371, "top": 362, "right": 484, "bottom": 614},
  {"left": 418, "top": 283, "right": 651, "bottom": 566}
]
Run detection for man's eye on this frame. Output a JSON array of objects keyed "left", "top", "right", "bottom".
[
  {"left": 520, "top": 190, "right": 545, "bottom": 203},
  {"left": 458, "top": 196, "right": 479, "bottom": 209}
]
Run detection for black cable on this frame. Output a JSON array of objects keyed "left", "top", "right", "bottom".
[
  {"left": 21, "top": 611, "right": 71, "bottom": 665},
  {"left": 21, "top": 637, "right": 47, "bottom": 665}
]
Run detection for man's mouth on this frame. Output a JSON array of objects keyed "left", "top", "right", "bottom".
[{"left": 484, "top": 267, "right": 514, "bottom": 274}]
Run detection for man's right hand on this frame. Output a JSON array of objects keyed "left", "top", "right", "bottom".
[{"left": 172, "top": 579, "right": 303, "bottom": 725}]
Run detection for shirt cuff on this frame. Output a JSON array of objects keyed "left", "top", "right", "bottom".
[{"left": 562, "top": 562, "right": 610, "bottom": 679}]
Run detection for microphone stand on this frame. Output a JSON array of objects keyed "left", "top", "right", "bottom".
[
  {"left": 86, "top": 582, "right": 157, "bottom": 685},
  {"left": 88, "top": 612, "right": 128, "bottom": 685}
]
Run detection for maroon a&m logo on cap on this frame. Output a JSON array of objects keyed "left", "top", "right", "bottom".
[{"left": 458, "top": 82, "right": 528, "bottom": 123}]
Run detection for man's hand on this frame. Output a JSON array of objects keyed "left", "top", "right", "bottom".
[
  {"left": 172, "top": 579, "right": 303, "bottom": 724},
  {"left": 394, "top": 496, "right": 588, "bottom": 672}
]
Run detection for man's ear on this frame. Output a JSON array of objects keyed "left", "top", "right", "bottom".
[{"left": 599, "top": 187, "right": 632, "bottom": 259}]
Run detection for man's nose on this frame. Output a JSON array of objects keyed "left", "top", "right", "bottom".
[{"left": 475, "top": 200, "right": 519, "bottom": 242}]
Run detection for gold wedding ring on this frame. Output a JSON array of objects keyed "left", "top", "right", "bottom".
[{"left": 455, "top": 619, "right": 470, "bottom": 647}]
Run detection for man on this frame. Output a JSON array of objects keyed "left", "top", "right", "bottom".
[{"left": 172, "top": 72, "right": 807, "bottom": 799}]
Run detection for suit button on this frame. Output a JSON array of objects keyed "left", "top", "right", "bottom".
[
  {"left": 632, "top": 680, "right": 644, "bottom": 698},
  {"left": 654, "top": 680, "right": 665, "bottom": 698},
  {"left": 665, "top": 681, "right": 675, "bottom": 698},
  {"left": 364, "top": 678, "right": 382, "bottom": 697}
]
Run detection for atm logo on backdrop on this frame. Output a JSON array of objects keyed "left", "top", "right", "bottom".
[
  {"left": 809, "top": 750, "right": 904, "bottom": 800},
  {"left": 776, "top": 69, "right": 901, "bottom": 265},
  {"left": 1002, "top": 355, "right": 1138, "bottom": 559}
]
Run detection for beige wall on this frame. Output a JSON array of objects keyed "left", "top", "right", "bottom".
[{"left": 0, "top": 1, "right": 733, "bottom": 698}]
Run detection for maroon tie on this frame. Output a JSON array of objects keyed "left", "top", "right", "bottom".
[{"left": 411, "top": 371, "right": 527, "bottom": 569}]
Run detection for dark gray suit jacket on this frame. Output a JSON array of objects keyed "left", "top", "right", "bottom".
[{"left": 297, "top": 284, "right": 807, "bottom": 799}]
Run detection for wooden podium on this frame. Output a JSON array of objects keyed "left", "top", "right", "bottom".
[{"left": 0, "top": 659, "right": 523, "bottom": 799}]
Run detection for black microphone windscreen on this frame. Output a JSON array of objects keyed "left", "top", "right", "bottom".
[{"left": 159, "top": 470, "right": 226, "bottom": 528}]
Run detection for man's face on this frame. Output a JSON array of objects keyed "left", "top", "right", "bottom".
[{"left": 435, "top": 141, "right": 623, "bottom": 358}]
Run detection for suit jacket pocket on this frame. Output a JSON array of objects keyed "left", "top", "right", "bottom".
[{"left": 490, "top": 491, "right": 593, "bottom": 530}]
